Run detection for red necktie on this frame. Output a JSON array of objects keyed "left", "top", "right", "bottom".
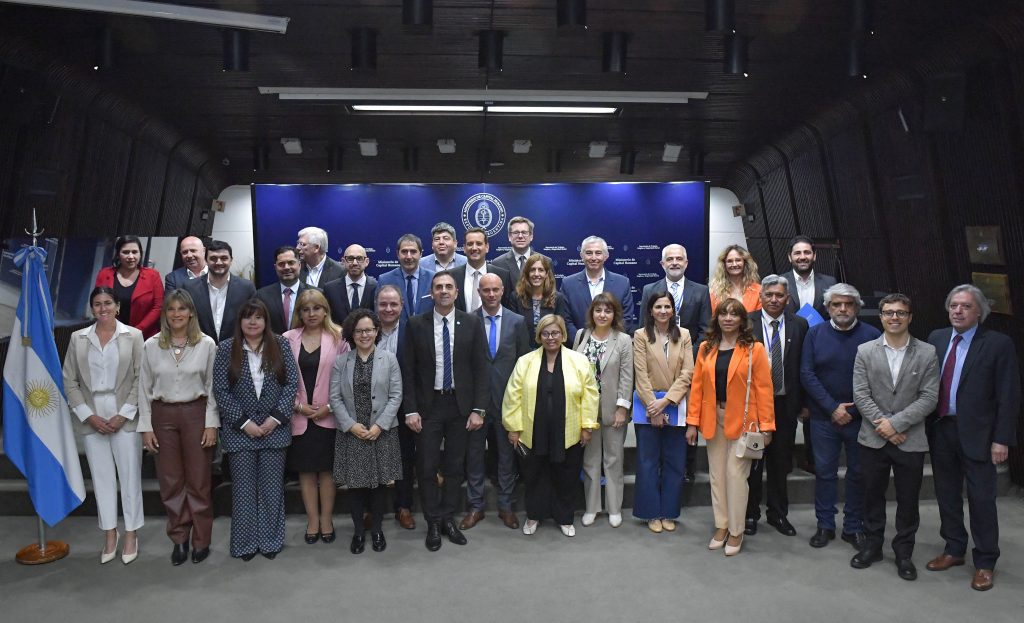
[{"left": 936, "top": 334, "right": 962, "bottom": 417}]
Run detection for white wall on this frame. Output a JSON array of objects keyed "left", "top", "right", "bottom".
[{"left": 707, "top": 186, "right": 747, "bottom": 273}]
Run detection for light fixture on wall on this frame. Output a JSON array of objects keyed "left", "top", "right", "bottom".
[
  {"left": 478, "top": 30, "right": 505, "bottom": 71},
  {"left": 620, "top": 150, "right": 637, "bottom": 175},
  {"left": 0, "top": 0, "right": 290, "bottom": 33},
  {"left": 280, "top": 138, "right": 302, "bottom": 154},
  {"left": 223, "top": 29, "right": 249, "bottom": 71},
  {"left": 327, "top": 145, "right": 343, "bottom": 172},
  {"left": 487, "top": 105, "right": 616, "bottom": 114},
  {"left": 662, "top": 142, "right": 683, "bottom": 163},
  {"left": 588, "top": 141, "right": 608, "bottom": 158},
  {"left": 351, "top": 28, "right": 377, "bottom": 70},
  {"left": 358, "top": 138, "right": 378, "bottom": 156},
  {"left": 705, "top": 0, "right": 735, "bottom": 32},
  {"left": 437, "top": 139, "right": 456, "bottom": 154},
  {"left": 602, "top": 32, "right": 628, "bottom": 74},
  {"left": 260, "top": 86, "right": 708, "bottom": 105},
  {"left": 402, "top": 0, "right": 432, "bottom": 26},
  {"left": 724, "top": 31, "right": 748, "bottom": 77},
  {"left": 556, "top": 0, "right": 586, "bottom": 28}
]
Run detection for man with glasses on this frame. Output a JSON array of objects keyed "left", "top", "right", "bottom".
[
  {"left": 323, "top": 243, "right": 377, "bottom": 325},
  {"left": 296, "top": 226, "right": 345, "bottom": 287},
  {"left": 491, "top": 216, "right": 550, "bottom": 285}
]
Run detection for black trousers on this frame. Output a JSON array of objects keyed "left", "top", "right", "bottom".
[
  {"left": 519, "top": 443, "right": 583, "bottom": 525},
  {"left": 928, "top": 416, "right": 1001, "bottom": 569},
  {"left": 349, "top": 487, "right": 386, "bottom": 536},
  {"left": 393, "top": 418, "right": 418, "bottom": 512},
  {"left": 861, "top": 443, "right": 925, "bottom": 559},
  {"left": 747, "top": 395, "right": 797, "bottom": 520},
  {"left": 417, "top": 393, "right": 469, "bottom": 523}
]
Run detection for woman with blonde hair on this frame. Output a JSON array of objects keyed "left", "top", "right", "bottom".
[
  {"left": 709, "top": 244, "right": 761, "bottom": 313},
  {"left": 511, "top": 254, "right": 576, "bottom": 343}
]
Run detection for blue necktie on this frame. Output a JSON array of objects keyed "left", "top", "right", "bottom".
[
  {"left": 405, "top": 275, "right": 415, "bottom": 318},
  {"left": 488, "top": 315, "right": 498, "bottom": 358},
  {"left": 442, "top": 317, "right": 453, "bottom": 390}
]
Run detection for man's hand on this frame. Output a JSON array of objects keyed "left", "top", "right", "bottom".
[
  {"left": 466, "top": 412, "right": 484, "bottom": 431},
  {"left": 405, "top": 413, "right": 423, "bottom": 433},
  {"left": 832, "top": 402, "right": 854, "bottom": 426},
  {"left": 992, "top": 443, "right": 1009, "bottom": 465}
]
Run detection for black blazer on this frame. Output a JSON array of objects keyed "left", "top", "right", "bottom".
[
  {"left": 323, "top": 276, "right": 378, "bottom": 326},
  {"left": 639, "top": 277, "right": 712, "bottom": 355},
  {"left": 401, "top": 308, "right": 490, "bottom": 419},
  {"left": 927, "top": 326, "right": 1021, "bottom": 461},
  {"left": 254, "top": 281, "right": 315, "bottom": 335},
  {"left": 491, "top": 249, "right": 551, "bottom": 286},
  {"left": 750, "top": 310, "right": 808, "bottom": 419},
  {"left": 184, "top": 274, "right": 256, "bottom": 343},
  {"left": 782, "top": 270, "right": 837, "bottom": 319},
  {"left": 300, "top": 256, "right": 345, "bottom": 287},
  {"left": 447, "top": 263, "right": 514, "bottom": 312}
]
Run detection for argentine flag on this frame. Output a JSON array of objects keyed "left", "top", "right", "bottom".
[{"left": 2, "top": 245, "right": 85, "bottom": 526}]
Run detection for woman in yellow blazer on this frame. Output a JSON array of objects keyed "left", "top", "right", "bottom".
[
  {"left": 686, "top": 298, "right": 775, "bottom": 556},
  {"left": 503, "top": 314, "right": 599, "bottom": 538}
]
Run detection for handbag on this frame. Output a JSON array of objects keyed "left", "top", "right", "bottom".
[{"left": 734, "top": 347, "right": 765, "bottom": 460}]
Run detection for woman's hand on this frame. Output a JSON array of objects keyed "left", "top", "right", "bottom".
[
  {"left": 685, "top": 425, "right": 698, "bottom": 445},
  {"left": 649, "top": 397, "right": 672, "bottom": 417},
  {"left": 242, "top": 421, "right": 264, "bottom": 438},
  {"left": 349, "top": 423, "right": 370, "bottom": 440},
  {"left": 580, "top": 429, "right": 593, "bottom": 447},
  {"left": 107, "top": 415, "right": 128, "bottom": 432},
  {"left": 259, "top": 418, "right": 279, "bottom": 435},
  {"left": 201, "top": 427, "right": 219, "bottom": 447},
  {"left": 763, "top": 432, "right": 773, "bottom": 447},
  {"left": 367, "top": 424, "right": 382, "bottom": 441},
  {"left": 508, "top": 431, "right": 521, "bottom": 447},
  {"left": 650, "top": 413, "right": 668, "bottom": 428},
  {"left": 612, "top": 407, "right": 629, "bottom": 429},
  {"left": 142, "top": 431, "right": 159, "bottom": 453},
  {"left": 86, "top": 415, "right": 115, "bottom": 435}
]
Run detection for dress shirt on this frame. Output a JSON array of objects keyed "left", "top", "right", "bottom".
[
  {"left": 794, "top": 270, "right": 815, "bottom": 309},
  {"left": 761, "top": 310, "right": 786, "bottom": 359},
  {"left": 464, "top": 264, "right": 488, "bottom": 312},
  {"left": 831, "top": 318, "right": 858, "bottom": 331},
  {"left": 138, "top": 335, "right": 220, "bottom": 431},
  {"left": 514, "top": 249, "right": 533, "bottom": 268},
  {"left": 345, "top": 274, "right": 367, "bottom": 304},
  {"left": 73, "top": 322, "right": 138, "bottom": 421},
  {"left": 433, "top": 309, "right": 456, "bottom": 390},
  {"left": 239, "top": 341, "right": 281, "bottom": 428},
  {"left": 485, "top": 311, "right": 502, "bottom": 349},
  {"left": 379, "top": 323, "right": 400, "bottom": 355},
  {"left": 882, "top": 336, "right": 909, "bottom": 387},
  {"left": 281, "top": 281, "right": 300, "bottom": 322},
  {"left": 940, "top": 323, "right": 978, "bottom": 415},
  {"left": 667, "top": 278, "right": 685, "bottom": 322},
  {"left": 208, "top": 274, "right": 230, "bottom": 338},
  {"left": 587, "top": 269, "right": 606, "bottom": 300},
  {"left": 305, "top": 255, "right": 327, "bottom": 287},
  {"left": 188, "top": 266, "right": 208, "bottom": 280}
]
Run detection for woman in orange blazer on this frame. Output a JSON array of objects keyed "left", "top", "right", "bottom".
[
  {"left": 95, "top": 235, "right": 164, "bottom": 339},
  {"left": 708, "top": 244, "right": 761, "bottom": 314},
  {"left": 686, "top": 297, "right": 774, "bottom": 556}
]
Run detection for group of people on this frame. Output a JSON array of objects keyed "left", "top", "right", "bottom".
[{"left": 61, "top": 223, "right": 1018, "bottom": 593}]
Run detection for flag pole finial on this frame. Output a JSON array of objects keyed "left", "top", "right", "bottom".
[{"left": 25, "top": 209, "right": 43, "bottom": 247}]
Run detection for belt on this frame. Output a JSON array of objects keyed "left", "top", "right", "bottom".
[{"left": 434, "top": 389, "right": 456, "bottom": 396}]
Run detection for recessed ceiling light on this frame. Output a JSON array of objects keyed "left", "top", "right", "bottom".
[
  {"left": 351, "top": 104, "right": 484, "bottom": 112},
  {"left": 487, "top": 106, "right": 617, "bottom": 114}
]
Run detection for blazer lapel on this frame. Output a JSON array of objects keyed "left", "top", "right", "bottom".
[
  {"left": 728, "top": 344, "right": 744, "bottom": 384},
  {"left": 115, "top": 326, "right": 133, "bottom": 388},
  {"left": 77, "top": 333, "right": 93, "bottom": 390},
  {"left": 873, "top": 340, "right": 895, "bottom": 393}
]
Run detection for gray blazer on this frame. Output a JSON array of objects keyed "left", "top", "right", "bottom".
[
  {"left": 62, "top": 322, "right": 145, "bottom": 436},
  {"left": 574, "top": 329, "right": 634, "bottom": 425},
  {"left": 330, "top": 348, "right": 403, "bottom": 432},
  {"left": 853, "top": 335, "right": 939, "bottom": 453}
]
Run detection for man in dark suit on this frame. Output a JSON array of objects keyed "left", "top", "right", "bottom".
[
  {"left": 401, "top": 271, "right": 489, "bottom": 551},
  {"left": 164, "top": 235, "right": 207, "bottom": 292},
  {"left": 448, "top": 227, "right": 514, "bottom": 313},
  {"left": 323, "top": 243, "right": 377, "bottom": 325},
  {"left": 490, "top": 215, "right": 549, "bottom": 285},
  {"left": 925, "top": 284, "right": 1021, "bottom": 591},
  {"left": 377, "top": 233, "right": 435, "bottom": 320},
  {"left": 460, "top": 273, "right": 532, "bottom": 531},
  {"left": 254, "top": 246, "right": 312, "bottom": 334},
  {"left": 639, "top": 243, "right": 712, "bottom": 356},
  {"left": 183, "top": 240, "right": 255, "bottom": 343},
  {"left": 297, "top": 226, "right": 345, "bottom": 288},
  {"left": 744, "top": 274, "right": 808, "bottom": 537},
  {"left": 560, "top": 235, "right": 636, "bottom": 334}
]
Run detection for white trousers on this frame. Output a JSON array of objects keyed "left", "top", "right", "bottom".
[{"left": 83, "top": 430, "right": 145, "bottom": 531}]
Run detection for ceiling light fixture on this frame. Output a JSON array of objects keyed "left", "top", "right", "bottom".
[
  {"left": 223, "top": 29, "right": 249, "bottom": 72},
  {"left": 358, "top": 139, "right": 378, "bottom": 157},
  {"left": 724, "top": 31, "right": 749, "bottom": 77},
  {"left": 512, "top": 140, "right": 532, "bottom": 154},
  {"left": 437, "top": 139, "right": 456, "bottom": 154},
  {"left": 260, "top": 87, "right": 707, "bottom": 104},
  {"left": 588, "top": 141, "right": 608, "bottom": 158},
  {"left": 0, "top": 0, "right": 289, "bottom": 33},
  {"left": 351, "top": 104, "right": 484, "bottom": 113},
  {"left": 662, "top": 143, "right": 683, "bottom": 163},
  {"left": 705, "top": 0, "right": 735, "bottom": 32},
  {"left": 556, "top": 0, "right": 586, "bottom": 28},
  {"left": 487, "top": 105, "right": 617, "bottom": 114},
  {"left": 351, "top": 28, "right": 377, "bottom": 70},
  {"left": 478, "top": 30, "right": 505, "bottom": 71},
  {"left": 402, "top": 0, "right": 432, "bottom": 26},
  {"left": 280, "top": 138, "right": 302, "bottom": 155},
  {"left": 602, "top": 32, "right": 628, "bottom": 74}
]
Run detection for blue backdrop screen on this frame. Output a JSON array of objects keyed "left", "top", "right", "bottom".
[{"left": 253, "top": 182, "right": 709, "bottom": 316}]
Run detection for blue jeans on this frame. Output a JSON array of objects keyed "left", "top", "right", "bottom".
[
  {"left": 632, "top": 424, "right": 687, "bottom": 520},
  {"left": 810, "top": 417, "right": 863, "bottom": 534}
]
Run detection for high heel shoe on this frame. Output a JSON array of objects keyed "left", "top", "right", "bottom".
[
  {"left": 320, "top": 525, "right": 336, "bottom": 544},
  {"left": 708, "top": 529, "right": 728, "bottom": 550},
  {"left": 304, "top": 532, "right": 320, "bottom": 544},
  {"left": 725, "top": 533, "right": 744, "bottom": 556},
  {"left": 522, "top": 520, "right": 539, "bottom": 535},
  {"left": 100, "top": 531, "right": 120, "bottom": 564},
  {"left": 121, "top": 534, "right": 138, "bottom": 565}
]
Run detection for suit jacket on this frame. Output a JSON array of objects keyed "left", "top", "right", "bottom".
[
  {"left": 95, "top": 266, "right": 164, "bottom": 339},
  {"left": 491, "top": 249, "right": 551, "bottom": 285},
  {"left": 212, "top": 335, "right": 299, "bottom": 453},
  {"left": 686, "top": 341, "right": 775, "bottom": 440},
  {"left": 573, "top": 329, "right": 634, "bottom": 425},
  {"left": 377, "top": 266, "right": 435, "bottom": 320},
  {"left": 419, "top": 252, "right": 468, "bottom": 272},
  {"left": 300, "top": 256, "right": 345, "bottom": 287},
  {"left": 634, "top": 328, "right": 694, "bottom": 408},
  {"left": 401, "top": 308, "right": 490, "bottom": 419},
  {"left": 750, "top": 311, "right": 808, "bottom": 419},
  {"left": 329, "top": 349, "right": 403, "bottom": 432},
  {"left": 254, "top": 281, "right": 314, "bottom": 335},
  {"left": 783, "top": 270, "right": 837, "bottom": 319},
  {"left": 323, "top": 276, "right": 378, "bottom": 326},
  {"left": 510, "top": 291, "right": 577, "bottom": 346},
  {"left": 283, "top": 328, "right": 349, "bottom": 435},
  {"left": 164, "top": 266, "right": 205, "bottom": 293},
  {"left": 184, "top": 274, "right": 257, "bottom": 343},
  {"left": 639, "top": 278, "right": 712, "bottom": 355},
  {"left": 62, "top": 321, "right": 144, "bottom": 436},
  {"left": 853, "top": 335, "right": 939, "bottom": 453},
  {"left": 449, "top": 263, "right": 514, "bottom": 312},
  {"left": 501, "top": 346, "right": 600, "bottom": 449},
  {"left": 561, "top": 269, "right": 637, "bottom": 333},
  {"left": 476, "top": 306, "right": 533, "bottom": 417},
  {"left": 927, "top": 326, "right": 1021, "bottom": 461}
]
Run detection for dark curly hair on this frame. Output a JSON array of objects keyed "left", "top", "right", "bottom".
[{"left": 342, "top": 308, "right": 383, "bottom": 348}]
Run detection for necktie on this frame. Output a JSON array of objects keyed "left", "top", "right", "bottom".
[
  {"left": 937, "top": 334, "right": 962, "bottom": 417},
  {"left": 442, "top": 317, "right": 453, "bottom": 390},
  {"left": 488, "top": 315, "right": 498, "bottom": 358},
  {"left": 469, "top": 270, "right": 481, "bottom": 312},
  {"left": 517, "top": 255, "right": 525, "bottom": 272},
  {"left": 670, "top": 280, "right": 682, "bottom": 321},
  {"left": 770, "top": 319, "right": 784, "bottom": 395},
  {"left": 405, "top": 275, "right": 415, "bottom": 318},
  {"left": 350, "top": 283, "right": 360, "bottom": 311},
  {"left": 282, "top": 287, "right": 293, "bottom": 329}
]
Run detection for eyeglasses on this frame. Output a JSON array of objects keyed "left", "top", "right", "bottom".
[
  {"left": 880, "top": 310, "right": 910, "bottom": 319},
  {"left": 540, "top": 331, "right": 562, "bottom": 339},
  {"left": 509, "top": 230, "right": 531, "bottom": 237},
  {"left": 353, "top": 328, "right": 377, "bottom": 335},
  {"left": 344, "top": 255, "right": 366, "bottom": 263}
]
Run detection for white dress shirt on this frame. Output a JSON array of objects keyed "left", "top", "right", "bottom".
[
  {"left": 795, "top": 270, "right": 815, "bottom": 309},
  {"left": 587, "top": 269, "right": 606, "bottom": 300},
  {"left": 380, "top": 322, "right": 401, "bottom": 355},
  {"left": 280, "top": 282, "right": 300, "bottom": 325},
  {"left": 883, "top": 335, "right": 909, "bottom": 387},
  {"left": 208, "top": 273, "right": 231, "bottom": 338},
  {"left": 432, "top": 309, "right": 456, "bottom": 390},
  {"left": 464, "top": 264, "right": 488, "bottom": 312},
  {"left": 188, "top": 266, "right": 209, "bottom": 280},
  {"left": 74, "top": 322, "right": 138, "bottom": 421},
  {"left": 304, "top": 255, "right": 327, "bottom": 287},
  {"left": 761, "top": 310, "right": 786, "bottom": 359},
  {"left": 345, "top": 274, "right": 367, "bottom": 306}
]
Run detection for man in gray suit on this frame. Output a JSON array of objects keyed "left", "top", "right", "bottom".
[
  {"left": 460, "top": 273, "right": 532, "bottom": 531},
  {"left": 850, "top": 293, "right": 939, "bottom": 581},
  {"left": 490, "top": 216, "right": 549, "bottom": 285}
]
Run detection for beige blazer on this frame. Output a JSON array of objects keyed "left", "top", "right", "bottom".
[
  {"left": 574, "top": 329, "right": 634, "bottom": 425},
  {"left": 633, "top": 327, "right": 694, "bottom": 407},
  {"left": 62, "top": 322, "right": 145, "bottom": 436}
]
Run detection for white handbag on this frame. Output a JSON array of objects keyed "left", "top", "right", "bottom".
[{"left": 734, "top": 349, "right": 765, "bottom": 460}]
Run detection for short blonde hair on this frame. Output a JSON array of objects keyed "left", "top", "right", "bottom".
[{"left": 534, "top": 313, "right": 567, "bottom": 345}]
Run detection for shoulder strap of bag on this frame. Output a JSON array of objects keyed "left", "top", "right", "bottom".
[
  {"left": 742, "top": 345, "right": 757, "bottom": 433},
  {"left": 573, "top": 328, "right": 587, "bottom": 350}
]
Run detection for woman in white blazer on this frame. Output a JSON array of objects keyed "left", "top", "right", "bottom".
[{"left": 62, "top": 286, "right": 146, "bottom": 564}]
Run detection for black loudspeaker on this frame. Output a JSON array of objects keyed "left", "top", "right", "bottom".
[{"left": 923, "top": 73, "right": 966, "bottom": 132}]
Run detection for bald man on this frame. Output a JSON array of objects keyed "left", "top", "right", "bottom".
[
  {"left": 323, "top": 243, "right": 378, "bottom": 325},
  {"left": 165, "top": 235, "right": 208, "bottom": 292}
]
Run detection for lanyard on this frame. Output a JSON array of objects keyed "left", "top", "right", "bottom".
[{"left": 763, "top": 315, "right": 784, "bottom": 351}]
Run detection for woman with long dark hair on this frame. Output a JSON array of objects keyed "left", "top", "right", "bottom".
[
  {"left": 510, "top": 254, "right": 576, "bottom": 343},
  {"left": 94, "top": 235, "right": 164, "bottom": 338}
]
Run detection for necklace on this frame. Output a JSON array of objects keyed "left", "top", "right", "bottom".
[{"left": 170, "top": 337, "right": 188, "bottom": 356}]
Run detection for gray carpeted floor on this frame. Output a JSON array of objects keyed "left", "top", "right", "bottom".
[{"left": 1, "top": 498, "right": 1022, "bottom": 623}]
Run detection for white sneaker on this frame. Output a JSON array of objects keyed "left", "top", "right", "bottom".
[
  {"left": 609, "top": 513, "right": 622, "bottom": 528},
  {"left": 560, "top": 524, "right": 576, "bottom": 537},
  {"left": 581, "top": 513, "right": 597, "bottom": 526},
  {"left": 523, "top": 520, "right": 539, "bottom": 535}
]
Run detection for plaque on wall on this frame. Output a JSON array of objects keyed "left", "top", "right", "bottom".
[
  {"left": 971, "top": 272, "right": 1012, "bottom": 315},
  {"left": 965, "top": 226, "right": 1006, "bottom": 265}
]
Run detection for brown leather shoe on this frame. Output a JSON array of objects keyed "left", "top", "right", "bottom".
[
  {"left": 926, "top": 553, "right": 965, "bottom": 571},
  {"left": 395, "top": 508, "right": 416, "bottom": 530},
  {"left": 459, "top": 510, "right": 485, "bottom": 530},
  {"left": 971, "top": 568, "right": 994, "bottom": 591},
  {"left": 498, "top": 509, "right": 520, "bottom": 529}
]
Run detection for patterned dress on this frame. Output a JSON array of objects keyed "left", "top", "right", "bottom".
[{"left": 333, "top": 351, "right": 402, "bottom": 489}]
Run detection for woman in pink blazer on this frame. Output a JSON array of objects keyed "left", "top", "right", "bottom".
[{"left": 284, "top": 289, "right": 349, "bottom": 544}]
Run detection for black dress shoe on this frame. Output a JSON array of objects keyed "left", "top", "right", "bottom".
[
  {"left": 262, "top": 550, "right": 278, "bottom": 560},
  {"left": 851, "top": 549, "right": 883, "bottom": 569},
  {"left": 371, "top": 531, "right": 386, "bottom": 552},
  {"left": 350, "top": 534, "right": 366, "bottom": 555},
  {"left": 441, "top": 518, "right": 467, "bottom": 545},
  {"left": 896, "top": 558, "right": 917, "bottom": 581},
  {"left": 841, "top": 531, "right": 867, "bottom": 549},
  {"left": 240, "top": 552, "right": 257, "bottom": 561},
  {"left": 304, "top": 532, "right": 320, "bottom": 545},
  {"left": 191, "top": 547, "right": 210, "bottom": 564},
  {"left": 425, "top": 522, "right": 442, "bottom": 551},
  {"left": 767, "top": 515, "right": 797, "bottom": 536},
  {"left": 684, "top": 469, "right": 696, "bottom": 483},
  {"left": 171, "top": 543, "right": 189, "bottom": 566},
  {"left": 320, "top": 527, "right": 336, "bottom": 544},
  {"left": 809, "top": 528, "right": 836, "bottom": 548},
  {"left": 744, "top": 518, "right": 758, "bottom": 535}
]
